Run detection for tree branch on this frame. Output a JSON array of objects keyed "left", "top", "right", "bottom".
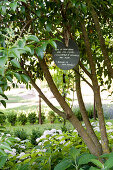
[{"left": 86, "top": 0, "right": 113, "bottom": 79}]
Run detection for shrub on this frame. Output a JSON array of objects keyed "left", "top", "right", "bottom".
[
  {"left": 28, "top": 112, "right": 37, "bottom": 124},
  {"left": 30, "top": 129, "right": 42, "bottom": 145},
  {"left": 37, "top": 112, "right": 45, "bottom": 124},
  {"left": 72, "top": 107, "right": 82, "bottom": 121},
  {"left": 7, "top": 113, "right": 17, "bottom": 126},
  {"left": 14, "top": 129, "right": 28, "bottom": 140},
  {"left": 18, "top": 113, "right": 27, "bottom": 125},
  {"left": 0, "top": 112, "right": 6, "bottom": 125},
  {"left": 48, "top": 111, "right": 56, "bottom": 123}
]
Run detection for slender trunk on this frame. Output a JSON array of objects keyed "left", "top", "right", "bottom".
[
  {"left": 63, "top": 73, "right": 66, "bottom": 125},
  {"left": 38, "top": 57, "right": 101, "bottom": 156},
  {"left": 75, "top": 67, "right": 102, "bottom": 154},
  {"left": 86, "top": 0, "right": 113, "bottom": 79},
  {"left": 81, "top": 21, "right": 110, "bottom": 153},
  {"left": 39, "top": 95, "right": 42, "bottom": 124},
  {"left": 93, "top": 95, "right": 96, "bottom": 120}
]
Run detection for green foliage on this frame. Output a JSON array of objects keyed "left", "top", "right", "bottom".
[
  {"left": 30, "top": 129, "right": 42, "bottom": 145},
  {"left": 14, "top": 129, "right": 28, "bottom": 140},
  {"left": 0, "top": 112, "right": 6, "bottom": 125},
  {"left": 18, "top": 113, "right": 27, "bottom": 125},
  {"left": 28, "top": 112, "right": 37, "bottom": 124},
  {"left": 48, "top": 111, "right": 56, "bottom": 123},
  {"left": 7, "top": 112, "right": 17, "bottom": 126}
]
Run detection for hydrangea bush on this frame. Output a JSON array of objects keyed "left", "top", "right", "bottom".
[{"left": 0, "top": 121, "right": 113, "bottom": 169}]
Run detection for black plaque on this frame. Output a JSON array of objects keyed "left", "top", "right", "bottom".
[{"left": 52, "top": 39, "right": 79, "bottom": 70}]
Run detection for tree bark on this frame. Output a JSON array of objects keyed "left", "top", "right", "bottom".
[
  {"left": 75, "top": 66, "right": 102, "bottom": 155},
  {"left": 38, "top": 94, "right": 42, "bottom": 124},
  {"left": 81, "top": 21, "right": 110, "bottom": 153},
  {"left": 86, "top": 0, "right": 113, "bottom": 79}
]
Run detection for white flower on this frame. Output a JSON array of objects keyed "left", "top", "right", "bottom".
[
  {"left": 94, "top": 127, "right": 100, "bottom": 132},
  {"left": 96, "top": 122, "right": 99, "bottom": 126},
  {"left": 57, "top": 130, "right": 62, "bottom": 134},
  {"left": 106, "top": 122, "right": 112, "bottom": 126},
  {"left": 51, "top": 129, "right": 56, "bottom": 133},
  {"left": 21, "top": 139, "right": 29, "bottom": 143},
  {"left": 64, "top": 141, "right": 71, "bottom": 146},
  {"left": 110, "top": 135, "right": 113, "bottom": 139},
  {"left": 4, "top": 149, "right": 16, "bottom": 156},
  {"left": 16, "top": 152, "right": 25, "bottom": 158},
  {"left": 15, "top": 137, "right": 21, "bottom": 141},
  {"left": 1, "top": 133, "right": 4, "bottom": 136},
  {"left": 73, "top": 129, "right": 77, "bottom": 133},
  {"left": 91, "top": 122, "right": 96, "bottom": 126},
  {"left": 42, "top": 149, "right": 46, "bottom": 152},
  {"left": 56, "top": 136, "right": 64, "bottom": 140},
  {"left": 60, "top": 140, "right": 65, "bottom": 144},
  {"left": 38, "top": 142, "right": 43, "bottom": 146},
  {"left": 19, "top": 145, "right": 26, "bottom": 149},
  {"left": 107, "top": 129, "right": 113, "bottom": 133},
  {"left": 4, "top": 149, "right": 10, "bottom": 154},
  {"left": 43, "top": 130, "right": 51, "bottom": 136},
  {"left": 6, "top": 134, "right": 11, "bottom": 137},
  {"left": 36, "top": 138, "right": 41, "bottom": 143}
]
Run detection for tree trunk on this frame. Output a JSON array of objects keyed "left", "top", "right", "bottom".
[
  {"left": 81, "top": 21, "right": 110, "bottom": 153},
  {"left": 86, "top": 0, "right": 113, "bottom": 79},
  {"left": 38, "top": 94, "right": 42, "bottom": 124},
  {"left": 75, "top": 67, "right": 102, "bottom": 154},
  {"left": 38, "top": 57, "right": 101, "bottom": 156}
]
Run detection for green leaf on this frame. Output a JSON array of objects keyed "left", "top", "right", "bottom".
[
  {"left": 0, "top": 57, "right": 7, "bottom": 67},
  {"left": 14, "top": 73, "right": 21, "bottom": 81},
  {"left": 49, "top": 40, "right": 57, "bottom": 49},
  {"left": 46, "top": 23, "right": 52, "bottom": 32},
  {"left": 54, "top": 158, "right": 72, "bottom": 170},
  {"left": 0, "top": 87, "right": 3, "bottom": 94},
  {"left": 81, "top": 4, "right": 87, "bottom": 14},
  {"left": 18, "top": 40, "right": 25, "bottom": 48},
  {"left": 0, "top": 68, "right": 4, "bottom": 76},
  {"left": 27, "top": 35, "right": 39, "bottom": 42},
  {"left": 89, "top": 167, "right": 100, "bottom": 170},
  {"left": 0, "top": 94, "right": 8, "bottom": 100},
  {"left": 20, "top": 0, "right": 26, "bottom": 2},
  {"left": 11, "top": 59, "right": 21, "bottom": 68},
  {"left": 2, "top": 6, "right": 6, "bottom": 13},
  {"left": 24, "top": 46, "right": 31, "bottom": 53},
  {"left": 11, "top": 48, "right": 20, "bottom": 59},
  {"left": 0, "top": 156, "right": 7, "bottom": 168},
  {"left": 100, "top": 152, "right": 113, "bottom": 159},
  {"left": 70, "top": 147, "right": 81, "bottom": 160},
  {"left": 78, "top": 153, "right": 97, "bottom": 165},
  {"left": 6, "top": 76, "right": 13, "bottom": 82},
  {"left": 0, "top": 100, "right": 6, "bottom": 108},
  {"left": 0, "top": 144, "right": 11, "bottom": 151},
  {"left": 21, "top": 74, "right": 29, "bottom": 83},
  {"left": 9, "top": 2, "right": 17, "bottom": 11},
  {"left": 104, "top": 157, "right": 113, "bottom": 169},
  {"left": 90, "top": 159, "right": 103, "bottom": 168},
  {"left": 36, "top": 47, "right": 44, "bottom": 59}
]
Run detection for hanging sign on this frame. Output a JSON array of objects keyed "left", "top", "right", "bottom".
[{"left": 52, "top": 39, "right": 80, "bottom": 70}]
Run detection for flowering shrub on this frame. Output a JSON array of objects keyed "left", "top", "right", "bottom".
[{"left": 0, "top": 120, "right": 113, "bottom": 169}]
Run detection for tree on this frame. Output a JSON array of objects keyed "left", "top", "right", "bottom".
[{"left": 0, "top": 0, "right": 113, "bottom": 156}]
